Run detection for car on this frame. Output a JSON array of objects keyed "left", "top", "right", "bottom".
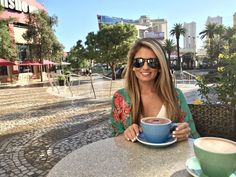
[{"left": 106, "top": 67, "right": 126, "bottom": 79}]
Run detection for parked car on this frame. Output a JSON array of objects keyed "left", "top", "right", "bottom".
[{"left": 106, "top": 67, "right": 125, "bottom": 79}]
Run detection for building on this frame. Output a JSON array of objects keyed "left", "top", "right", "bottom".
[
  {"left": 0, "top": 0, "right": 46, "bottom": 82},
  {"left": 0, "top": 0, "right": 45, "bottom": 60},
  {"left": 137, "top": 15, "right": 167, "bottom": 40},
  {"left": 183, "top": 22, "right": 197, "bottom": 53},
  {"left": 97, "top": 15, "right": 168, "bottom": 41},
  {"left": 206, "top": 16, "right": 223, "bottom": 25},
  {"left": 234, "top": 12, "right": 236, "bottom": 27}
]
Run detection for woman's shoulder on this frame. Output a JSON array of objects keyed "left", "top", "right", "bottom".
[
  {"left": 175, "top": 87, "right": 185, "bottom": 96},
  {"left": 114, "top": 88, "right": 127, "bottom": 95},
  {"left": 113, "top": 88, "right": 131, "bottom": 103},
  {"left": 175, "top": 87, "right": 183, "bottom": 94},
  {"left": 174, "top": 87, "right": 185, "bottom": 100}
]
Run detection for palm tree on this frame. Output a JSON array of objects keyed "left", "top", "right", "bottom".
[
  {"left": 215, "top": 24, "right": 225, "bottom": 37},
  {"left": 223, "top": 27, "right": 236, "bottom": 46},
  {"left": 163, "top": 39, "right": 175, "bottom": 67},
  {"left": 170, "top": 23, "right": 186, "bottom": 69},
  {"left": 199, "top": 24, "right": 218, "bottom": 61},
  {"left": 199, "top": 23, "right": 217, "bottom": 40},
  {"left": 214, "top": 25, "right": 226, "bottom": 64}
]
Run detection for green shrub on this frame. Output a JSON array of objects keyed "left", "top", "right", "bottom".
[
  {"left": 58, "top": 74, "right": 65, "bottom": 81},
  {"left": 196, "top": 46, "right": 236, "bottom": 107}
]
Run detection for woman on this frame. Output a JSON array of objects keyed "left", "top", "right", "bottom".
[{"left": 109, "top": 38, "right": 200, "bottom": 142}]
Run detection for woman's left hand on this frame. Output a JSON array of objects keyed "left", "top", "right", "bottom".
[{"left": 172, "top": 122, "right": 191, "bottom": 141}]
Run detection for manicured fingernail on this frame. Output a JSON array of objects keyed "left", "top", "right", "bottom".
[
  {"left": 136, "top": 133, "right": 139, "bottom": 136},
  {"left": 176, "top": 128, "right": 179, "bottom": 131},
  {"left": 173, "top": 131, "right": 176, "bottom": 135},
  {"left": 127, "top": 138, "right": 130, "bottom": 141},
  {"left": 172, "top": 134, "right": 176, "bottom": 137},
  {"left": 132, "top": 138, "right": 136, "bottom": 142}
]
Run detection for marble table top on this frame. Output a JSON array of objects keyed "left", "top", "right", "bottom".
[{"left": 47, "top": 136, "right": 195, "bottom": 177}]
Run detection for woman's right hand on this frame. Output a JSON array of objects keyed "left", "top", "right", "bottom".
[{"left": 124, "top": 123, "right": 141, "bottom": 142}]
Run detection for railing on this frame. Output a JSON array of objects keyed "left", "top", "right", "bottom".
[
  {"left": 90, "top": 73, "right": 113, "bottom": 97},
  {"left": 48, "top": 72, "right": 125, "bottom": 99},
  {"left": 182, "top": 71, "right": 197, "bottom": 79},
  {"left": 175, "top": 71, "right": 197, "bottom": 85}
]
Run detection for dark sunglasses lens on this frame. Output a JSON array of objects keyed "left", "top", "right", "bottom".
[
  {"left": 133, "top": 58, "right": 160, "bottom": 68},
  {"left": 147, "top": 59, "right": 160, "bottom": 68},
  {"left": 133, "top": 58, "right": 144, "bottom": 68}
]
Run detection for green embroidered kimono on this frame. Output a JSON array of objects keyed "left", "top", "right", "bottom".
[{"left": 109, "top": 88, "right": 200, "bottom": 139}]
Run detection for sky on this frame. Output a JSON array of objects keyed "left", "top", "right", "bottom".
[{"left": 38, "top": 0, "right": 236, "bottom": 51}]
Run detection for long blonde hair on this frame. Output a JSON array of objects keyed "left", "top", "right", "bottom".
[{"left": 124, "top": 38, "right": 181, "bottom": 124}]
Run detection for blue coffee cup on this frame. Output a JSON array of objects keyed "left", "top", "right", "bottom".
[{"left": 141, "top": 117, "right": 177, "bottom": 143}]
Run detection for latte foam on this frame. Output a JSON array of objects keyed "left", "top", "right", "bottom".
[
  {"left": 143, "top": 118, "right": 170, "bottom": 124},
  {"left": 195, "top": 137, "right": 236, "bottom": 154}
]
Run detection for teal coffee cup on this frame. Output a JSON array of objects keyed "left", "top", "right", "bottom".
[
  {"left": 140, "top": 117, "right": 177, "bottom": 143},
  {"left": 193, "top": 137, "right": 236, "bottom": 177}
]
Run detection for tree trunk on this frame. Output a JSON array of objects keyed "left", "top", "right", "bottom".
[
  {"left": 110, "top": 63, "right": 116, "bottom": 80},
  {"left": 40, "top": 64, "right": 43, "bottom": 82},
  {"left": 40, "top": 45, "right": 43, "bottom": 82},
  {"left": 168, "top": 52, "right": 171, "bottom": 67},
  {"left": 7, "top": 66, "right": 13, "bottom": 82},
  {"left": 176, "top": 38, "right": 180, "bottom": 70}
]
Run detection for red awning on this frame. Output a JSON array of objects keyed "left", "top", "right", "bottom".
[
  {"left": 42, "top": 60, "right": 55, "bottom": 65},
  {"left": 0, "top": 58, "right": 15, "bottom": 66},
  {"left": 18, "top": 60, "right": 42, "bottom": 66}
]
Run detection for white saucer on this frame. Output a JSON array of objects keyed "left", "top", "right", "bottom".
[
  {"left": 185, "top": 156, "right": 236, "bottom": 177},
  {"left": 136, "top": 133, "right": 177, "bottom": 147}
]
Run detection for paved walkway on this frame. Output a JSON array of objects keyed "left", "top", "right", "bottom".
[
  {"left": 0, "top": 78, "right": 200, "bottom": 177},
  {"left": 0, "top": 86, "right": 113, "bottom": 177}
]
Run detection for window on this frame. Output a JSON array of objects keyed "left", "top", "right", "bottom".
[{"left": 0, "top": 66, "right": 8, "bottom": 75}]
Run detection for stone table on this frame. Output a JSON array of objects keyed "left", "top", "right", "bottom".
[{"left": 47, "top": 136, "right": 195, "bottom": 177}]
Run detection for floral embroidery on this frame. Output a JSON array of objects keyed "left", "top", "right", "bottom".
[
  {"left": 112, "top": 125, "right": 119, "bottom": 136},
  {"left": 177, "top": 90, "right": 187, "bottom": 123},
  {"left": 114, "top": 92, "right": 124, "bottom": 108},
  {"left": 112, "top": 91, "right": 131, "bottom": 127},
  {"left": 178, "top": 111, "right": 186, "bottom": 123},
  {"left": 110, "top": 88, "right": 200, "bottom": 138}
]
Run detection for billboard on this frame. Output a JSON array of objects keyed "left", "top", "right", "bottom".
[
  {"left": 144, "top": 31, "right": 164, "bottom": 40},
  {"left": 97, "top": 15, "right": 133, "bottom": 29},
  {"left": 0, "top": 0, "right": 37, "bottom": 13}
]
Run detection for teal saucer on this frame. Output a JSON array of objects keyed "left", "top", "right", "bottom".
[
  {"left": 137, "top": 133, "right": 177, "bottom": 147},
  {"left": 185, "top": 156, "right": 236, "bottom": 177}
]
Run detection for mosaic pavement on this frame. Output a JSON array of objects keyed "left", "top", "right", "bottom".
[{"left": 0, "top": 85, "right": 113, "bottom": 177}]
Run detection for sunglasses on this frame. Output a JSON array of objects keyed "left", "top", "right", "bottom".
[{"left": 132, "top": 57, "right": 160, "bottom": 69}]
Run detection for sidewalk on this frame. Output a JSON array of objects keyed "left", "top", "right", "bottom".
[
  {"left": 0, "top": 78, "right": 50, "bottom": 89},
  {"left": 46, "top": 77, "right": 200, "bottom": 104},
  {"left": 1, "top": 75, "right": 201, "bottom": 104},
  {"left": 176, "top": 83, "right": 200, "bottom": 104},
  {"left": 0, "top": 77, "right": 201, "bottom": 177},
  {"left": 0, "top": 86, "right": 112, "bottom": 177}
]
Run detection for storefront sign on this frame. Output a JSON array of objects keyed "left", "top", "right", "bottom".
[{"left": 0, "top": 0, "right": 37, "bottom": 13}]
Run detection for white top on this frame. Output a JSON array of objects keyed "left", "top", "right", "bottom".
[
  {"left": 140, "top": 104, "right": 168, "bottom": 119},
  {"left": 156, "top": 105, "right": 168, "bottom": 118}
]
